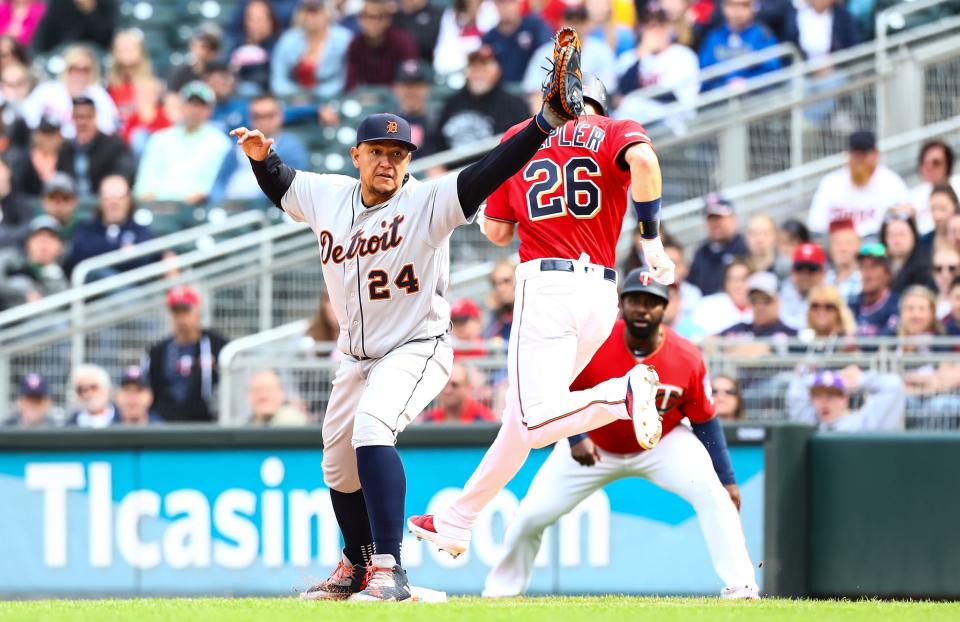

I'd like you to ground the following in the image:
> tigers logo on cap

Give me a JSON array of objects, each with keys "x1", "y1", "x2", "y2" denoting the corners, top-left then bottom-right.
[{"x1": 386, "y1": 121, "x2": 398, "y2": 134}]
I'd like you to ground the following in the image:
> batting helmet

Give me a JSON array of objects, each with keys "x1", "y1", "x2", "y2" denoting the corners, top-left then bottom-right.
[
  {"x1": 621, "y1": 268, "x2": 669, "y2": 303},
  {"x1": 582, "y1": 73, "x2": 609, "y2": 117}
]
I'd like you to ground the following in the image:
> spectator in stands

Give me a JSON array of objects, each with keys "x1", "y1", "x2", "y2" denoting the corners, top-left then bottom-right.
[
  {"x1": 615, "y1": 3, "x2": 699, "y2": 120},
  {"x1": 145, "y1": 285, "x2": 229, "y2": 423},
  {"x1": 12, "y1": 121, "x2": 64, "y2": 197},
  {"x1": 907, "y1": 140, "x2": 959, "y2": 236},
  {"x1": 483, "y1": 257, "x2": 515, "y2": 343},
  {"x1": 776, "y1": 218, "x2": 810, "y2": 265},
  {"x1": 394, "y1": 0, "x2": 444, "y2": 63},
  {"x1": 134, "y1": 82, "x2": 232, "y2": 205},
  {"x1": 247, "y1": 369, "x2": 309, "y2": 426},
  {"x1": 950, "y1": 214, "x2": 960, "y2": 254},
  {"x1": 786, "y1": 0, "x2": 860, "y2": 61},
  {"x1": 933, "y1": 248, "x2": 960, "y2": 320},
  {"x1": 106, "y1": 29, "x2": 154, "y2": 127},
  {"x1": 585, "y1": 0, "x2": 635, "y2": 57},
  {"x1": 0, "y1": 31, "x2": 27, "y2": 65},
  {"x1": 64, "y1": 174, "x2": 155, "y2": 278},
  {"x1": 780, "y1": 242, "x2": 826, "y2": 330},
  {"x1": 691, "y1": 258, "x2": 752, "y2": 336},
  {"x1": 421, "y1": 361, "x2": 497, "y2": 424},
  {"x1": 227, "y1": 0, "x2": 299, "y2": 49},
  {"x1": 22, "y1": 45, "x2": 119, "y2": 139},
  {"x1": 0, "y1": 215, "x2": 68, "y2": 309},
  {"x1": 39, "y1": 173, "x2": 79, "y2": 240},
  {"x1": 893, "y1": 285, "x2": 944, "y2": 344},
  {"x1": 115, "y1": 365, "x2": 161, "y2": 425},
  {"x1": 944, "y1": 276, "x2": 960, "y2": 336},
  {"x1": 428, "y1": 45, "x2": 528, "y2": 153},
  {"x1": 663, "y1": 237, "x2": 702, "y2": 333},
  {"x1": 522, "y1": 5, "x2": 617, "y2": 114},
  {"x1": 0, "y1": 155, "x2": 30, "y2": 249},
  {"x1": 879, "y1": 210, "x2": 936, "y2": 294},
  {"x1": 212, "y1": 93, "x2": 308, "y2": 204},
  {"x1": 205, "y1": 62, "x2": 248, "y2": 133},
  {"x1": 66, "y1": 363, "x2": 118, "y2": 428},
  {"x1": 0, "y1": 0, "x2": 45, "y2": 47},
  {"x1": 450, "y1": 297, "x2": 488, "y2": 358},
  {"x1": 825, "y1": 218, "x2": 862, "y2": 303},
  {"x1": 659, "y1": 0, "x2": 698, "y2": 48},
  {"x1": 57, "y1": 96, "x2": 135, "y2": 198},
  {"x1": 687, "y1": 193, "x2": 747, "y2": 296},
  {"x1": 804, "y1": 284, "x2": 856, "y2": 340},
  {"x1": 229, "y1": 0, "x2": 280, "y2": 97},
  {"x1": 169, "y1": 23, "x2": 223, "y2": 92},
  {"x1": 3, "y1": 373, "x2": 56, "y2": 427},
  {"x1": 698, "y1": 0, "x2": 782, "y2": 92},
  {"x1": 807, "y1": 130, "x2": 909, "y2": 237},
  {"x1": 850, "y1": 242, "x2": 899, "y2": 336},
  {"x1": 32, "y1": 0, "x2": 115, "y2": 53},
  {"x1": 919, "y1": 184, "x2": 959, "y2": 260},
  {"x1": 121, "y1": 76, "x2": 173, "y2": 156},
  {"x1": 481, "y1": 0, "x2": 552, "y2": 86},
  {"x1": 271, "y1": 0, "x2": 352, "y2": 99},
  {"x1": 712, "y1": 374, "x2": 743, "y2": 421},
  {"x1": 392, "y1": 61, "x2": 434, "y2": 159},
  {"x1": 723, "y1": 271, "x2": 796, "y2": 339},
  {"x1": 344, "y1": 0, "x2": 417, "y2": 91},
  {"x1": 744, "y1": 213, "x2": 788, "y2": 280},
  {"x1": 0, "y1": 61, "x2": 35, "y2": 150},
  {"x1": 787, "y1": 367, "x2": 905, "y2": 431},
  {"x1": 304, "y1": 291, "x2": 343, "y2": 361},
  {"x1": 432, "y1": 0, "x2": 499, "y2": 76}
]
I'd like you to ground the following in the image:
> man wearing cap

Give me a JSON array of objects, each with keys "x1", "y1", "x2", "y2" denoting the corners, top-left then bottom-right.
[
  {"x1": 688, "y1": 193, "x2": 749, "y2": 297},
  {"x1": 722, "y1": 271, "x2": 795, "y2": 341},
  {"x1": 116, "y1": 366, "x2": 163, "y2": 426},
  {"x1": 787, "y1": 365, "x2": 905, "y2": 431},
  {"x1": 169, "y1": 23, "x2": 224, "y2": 92},
  {"x1": 144, "y1": 285, "x2": 229, "y2": 422},
  {"x1": 4, "y1": 373, "x2": 58, "y2": 427},
  {"x1": 483, "y1": 268, "x2": 759, "y2": 599},
  {"x1": 57, "y1": 96, "x2": 135, "y2": 198},
  {"x1": 345, "y1": 0, "x2": 418, "y2": 91},
  {"x1": 449, "y1": 297, "x2": 488, "y2": 358},
  {"x1": 134, "y1": 81, "x2": 232, "y2": 205},
  {"x1": 482, "y1": 0, "x2": 553, "y2": 85},
  {"x1": 807, "y1": 130, "x2": 909, "y2": 237},
  {"x1": 0, "y1": 215, "x2": 68, "y2": 310},
  {"x1": 849, "y1": 242, "x2": 899, "y2": 336},
  {"x1": 39, "y1": 173, "x2": 79, "y2": 244},
  {"x1": 391, "y1": 60, "x2": 434, "y2": 158},
  {"x1": 825, "y1": 218, "x2": 863, "y2": 302},
  {"x1": 780, "y1": 242, "x2": 827, "y2": 330}
]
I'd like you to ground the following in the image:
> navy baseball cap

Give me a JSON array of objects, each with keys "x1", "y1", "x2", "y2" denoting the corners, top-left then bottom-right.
[
  {"x1": 19, "y1": 373, "x2": 49, "y2": 398},
  {"x1": 355, "y1": 113, "x2": 417, "y2": 152},
  {"x1": 621, "y1": 268, "x2": 669, "y2": 303},
  {"x1": 120, "y1": 365, "x2": 151, "y2": 390}
]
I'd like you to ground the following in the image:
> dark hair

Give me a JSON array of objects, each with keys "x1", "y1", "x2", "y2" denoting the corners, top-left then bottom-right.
[
  {"x1": 722, "y1": 257, "x2": 751, "y2": 286},
  {"x1": 244, "y1": 0, "x2": 280, "y2": 41},
  {"x1": 930, "y1": 183, "x2": 960, "y2": 211},
  {"x1": 879, "y1": 210, "x2": 920, "y2": 252},
  {"x1": 950, "y1": 274, "x2": 960, "y2": 293},
  {"x1": 0, "y1": 35, "x2": 29, "y2": 66},
  {"x1": 918, "y1": 139, "x2": 954, "y2": 177},
  {"x1": 780, "y1": 219, "x2": 811, "y2": 244},
  {"x1": 249, "y1": 92, "x2": 279, "y2": 107},
  {"x1": 712, "y1": 374, "x2": 744, "y2": 420}
]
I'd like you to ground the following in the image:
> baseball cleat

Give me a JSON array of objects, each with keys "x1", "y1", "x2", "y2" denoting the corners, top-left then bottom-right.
[
  {"x1": 626, "y1": 364, "x2": 662, "y2": 450},
  {"x1": 407, "y1": 514, "x2": 469, "y2": 558},
  {"x1": 300, "y1": 553, "x2": 366, "y2": 600},
  {"x1": 348, "y1": 554, "x2": 411, "y2": 602},
  {"x1": 721, "y1": 585, "x2": 761, "y2": 600}
]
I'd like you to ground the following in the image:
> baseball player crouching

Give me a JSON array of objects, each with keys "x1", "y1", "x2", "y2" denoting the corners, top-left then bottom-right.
[
  {"x1": 483, "y1": 269, "x2": 759, "y2": 599},
  {"x1": 229, "y1": 29, "x2": 586, "y2": 602}
]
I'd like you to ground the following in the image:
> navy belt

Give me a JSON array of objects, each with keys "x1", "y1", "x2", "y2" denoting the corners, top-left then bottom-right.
[{"x1": 540, "y1": 259, "x2": 617, "y2": 283}]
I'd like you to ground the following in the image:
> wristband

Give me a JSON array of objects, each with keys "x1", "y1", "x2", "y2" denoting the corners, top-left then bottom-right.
[
  {"x1": 534, "y1": 111, "x2": 554, "y2": 134},
  {"x1": 631, "y1": 197, "x2": 661, "y2": 239},
  {"x1": 638, "y1": 219, "x2": 660, "y2": 240}
]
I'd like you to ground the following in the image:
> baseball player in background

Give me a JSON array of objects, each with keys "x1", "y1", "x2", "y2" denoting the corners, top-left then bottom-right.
[
  {"x1": 482, "y1": 269, "x2": 759, "y2": 599},
  {"x1": 230, "y1": 30, "x2": 586, "y2": 601},
  {"x1": 409, "y1": 76, "x2": 678, "y2": 557}
]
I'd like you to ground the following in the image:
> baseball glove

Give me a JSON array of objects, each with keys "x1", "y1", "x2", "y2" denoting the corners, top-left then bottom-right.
[{"x1": 542, "y1": 27, "x2": 584, "y2": 123}]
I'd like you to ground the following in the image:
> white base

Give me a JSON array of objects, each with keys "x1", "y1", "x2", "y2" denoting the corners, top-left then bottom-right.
[{"x1": 410, "y1": 586, "x2": 448, "y2": 603}]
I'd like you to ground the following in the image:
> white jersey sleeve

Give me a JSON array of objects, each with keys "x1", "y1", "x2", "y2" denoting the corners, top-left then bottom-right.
[
  {"x1": 419, "y1": 172, "x2": 468, "y2": 247},
  {"x1": 281, "y1": 171, "x2": 356, "y2": 228}
]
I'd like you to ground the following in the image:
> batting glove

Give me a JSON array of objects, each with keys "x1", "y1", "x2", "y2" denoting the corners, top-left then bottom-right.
[{"x1": 640, "y1": 237, "x2": 676, "y2": 285}]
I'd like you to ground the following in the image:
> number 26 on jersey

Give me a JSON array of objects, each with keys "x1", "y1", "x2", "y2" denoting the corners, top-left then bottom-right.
[{"x1": 524, "y1": 157, "x2": 602, "y2": 221}]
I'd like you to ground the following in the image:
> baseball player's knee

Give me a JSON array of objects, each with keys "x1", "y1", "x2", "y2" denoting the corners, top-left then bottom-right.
[
  {"x1": 322, "y1": 452, "x2": 361, "y2": 491},
  {"x1": 351, "y1": 412, "x2": 396, "y2": 448}
]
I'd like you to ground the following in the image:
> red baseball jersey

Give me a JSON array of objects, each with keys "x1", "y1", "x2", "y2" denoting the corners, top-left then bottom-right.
[
  {"x1": 571, "y1": 321, "x2": 716, "y2": 454},
  {"x1": 484, "y1": 115, "x2": 652, "y2": 269}
]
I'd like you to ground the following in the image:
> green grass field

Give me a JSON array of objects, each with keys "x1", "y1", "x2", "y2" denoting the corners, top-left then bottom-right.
[{"x1": 1, "y1": 597, "x2": 958, "y2": 622}]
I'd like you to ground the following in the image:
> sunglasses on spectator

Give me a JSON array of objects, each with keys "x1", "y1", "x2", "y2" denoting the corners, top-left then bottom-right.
[
  {"x1": 359, "y1": 11, "x2": 389, "y2": 20},
  {"x1": 68, "y1": 65, "x2": 93, "y2": 74},
  {"x1": 810, "y1": 302, "x2": 838, "y2": 311},
  {"x1": 935, "y1": 264, "x2": 959, "y2": 274},
  {"x1": 793, "y1": 264, "x2": 822, "y2": 273},
  {"x1": 922, "y1": 157, "x2": 946, "y2": 167},
  {"x1": 75, "y1": 383, "x2": 100, "y2": 394},
  {"x1": 491, "y1": 277, "x2": 512, "y2": 286},
  {"x1": 712, "y1": 387, "x2": 737, "y2": 396}
]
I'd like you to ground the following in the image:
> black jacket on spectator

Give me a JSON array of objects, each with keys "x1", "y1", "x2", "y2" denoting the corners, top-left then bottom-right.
[
  {"x1": 687, "y1": 234, "x2": 748, "y2": 296},
  {"x1": 57, "y1": 132, "x2": 136, "y2": 195},
  {"x1": 427, "y1": 81, "x2": 529, "y2": 154},
  {"x1": 145, "y1": 330, "x2": 229, "y2": 423},
  {"x1": 784, "y1": 3, "x2": 861, "y2": 58},
  {"x1": 0, "y1": 191, "x2": 33, "y2": 250},
  {"x1": 33, "y1": 0, "x2": 117, "y2": 52},
  {"x1": 64, "y1": 216, "x2": 156, "y2": 277},
  {"x1": 394, "y1": 2, "x2": 444, "y2": 63},
  {"x1": 890, "y1": 250, "x2": 937, "y2": 295}
]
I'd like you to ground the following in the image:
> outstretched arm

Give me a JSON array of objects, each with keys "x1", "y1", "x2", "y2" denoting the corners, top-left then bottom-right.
[
  {"x1": 230, "y1": 127, "x2": 296, "y2": 208},
  {"x1": 625, "y1": 143, "x2": 674, "y2": 284}
]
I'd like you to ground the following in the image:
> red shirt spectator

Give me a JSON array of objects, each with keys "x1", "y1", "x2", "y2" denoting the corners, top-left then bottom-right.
[
  {"x1": 345, "y1": 0, "x2": 417, "y2": 91},
  {"x1": 422, "y1": 361, "x2": 498, "y2": 424},
  {"x1": 451, "y1": 297, "x2": 488, "y2": 358}
]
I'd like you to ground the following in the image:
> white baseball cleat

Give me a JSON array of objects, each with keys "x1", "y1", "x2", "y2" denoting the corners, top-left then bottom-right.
[
  {"x1": 407, "y1": 514, "x2": 470, "y2": 558},
  {"x1": 626, "y1": 364, "x2": 662, "y2": 450},
  {"x1": 720, "y1": 585, "x2": 761, "y2": 600}
]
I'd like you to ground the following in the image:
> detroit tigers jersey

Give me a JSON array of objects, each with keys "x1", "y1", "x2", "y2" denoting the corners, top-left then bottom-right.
[
  {"x1": 571, "y1": 322, "x2": 715, "y2": 454},
  {"x1": 484, "y1": 115, "x2": 652, "y2": 269},
  {"x1": 281, "y1": 170, "x2": 467, "y2": 359}
]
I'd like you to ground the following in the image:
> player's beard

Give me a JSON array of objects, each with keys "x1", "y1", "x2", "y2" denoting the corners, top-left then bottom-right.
[{"x1": 625, "y1": 318, "x2": 661, "y2": 340}]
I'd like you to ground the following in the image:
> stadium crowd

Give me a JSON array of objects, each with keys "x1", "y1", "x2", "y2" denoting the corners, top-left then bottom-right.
[{"x1": 2, "y1": 0, "x2": 960, "y2": 429}]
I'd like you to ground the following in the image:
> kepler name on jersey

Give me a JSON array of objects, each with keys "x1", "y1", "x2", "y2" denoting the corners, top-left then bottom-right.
[{"x1": 537, "y1": 121, "x2": 607, "y2": 153}]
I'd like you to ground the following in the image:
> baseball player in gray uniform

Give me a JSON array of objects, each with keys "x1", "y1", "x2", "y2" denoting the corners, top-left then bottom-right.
[{"x1": 229, "y1": 32, "x2": 585, "y2": 601}]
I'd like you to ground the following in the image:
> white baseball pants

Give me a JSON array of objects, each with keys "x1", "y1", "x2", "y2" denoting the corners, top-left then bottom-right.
[
  {"x1": 483, "y1": 426, "x2": 758, "y2": 596},
  {"x1": 322, "y1": 336, "x2": 453, "y2": 492},
  {"x1": 439, "y1": 256, "x2": 632, "y2": 534}
]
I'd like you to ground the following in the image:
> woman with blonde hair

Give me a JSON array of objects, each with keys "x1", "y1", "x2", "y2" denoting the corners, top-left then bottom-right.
[
  {"x1": 896, "y1": 285, "x2": 942, "y2": 341},
  {"x1": 106, "y1": 29, "x2": 154, "y2": 125},
  {"x1": 805, "y1": 284, "x2": 856, "y2": 338},
  {"x1": 22, "y1": 44, "x2": 119, "y2": 138}
]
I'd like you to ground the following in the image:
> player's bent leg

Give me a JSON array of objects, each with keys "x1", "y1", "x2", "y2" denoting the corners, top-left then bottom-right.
[{"x1": 483, "y1": 442, "x2": 613, "y2": 597}]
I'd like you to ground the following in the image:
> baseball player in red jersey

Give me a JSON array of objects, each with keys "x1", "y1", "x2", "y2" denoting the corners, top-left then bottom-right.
[
  {"x1": 409, "y1": 76, "x2": 678, "y2": 557},
  {"x1": 483, "y1": 269, "x2": 759, "y2": 599}
]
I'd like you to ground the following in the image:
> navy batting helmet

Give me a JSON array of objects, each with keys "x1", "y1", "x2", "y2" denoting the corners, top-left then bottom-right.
[
  {"x1": 621, "y1": 268, "x2": 669, "y2": 303},
  {"x1": 582, "y1": 74, "x2": 609, "y2": 117}
]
